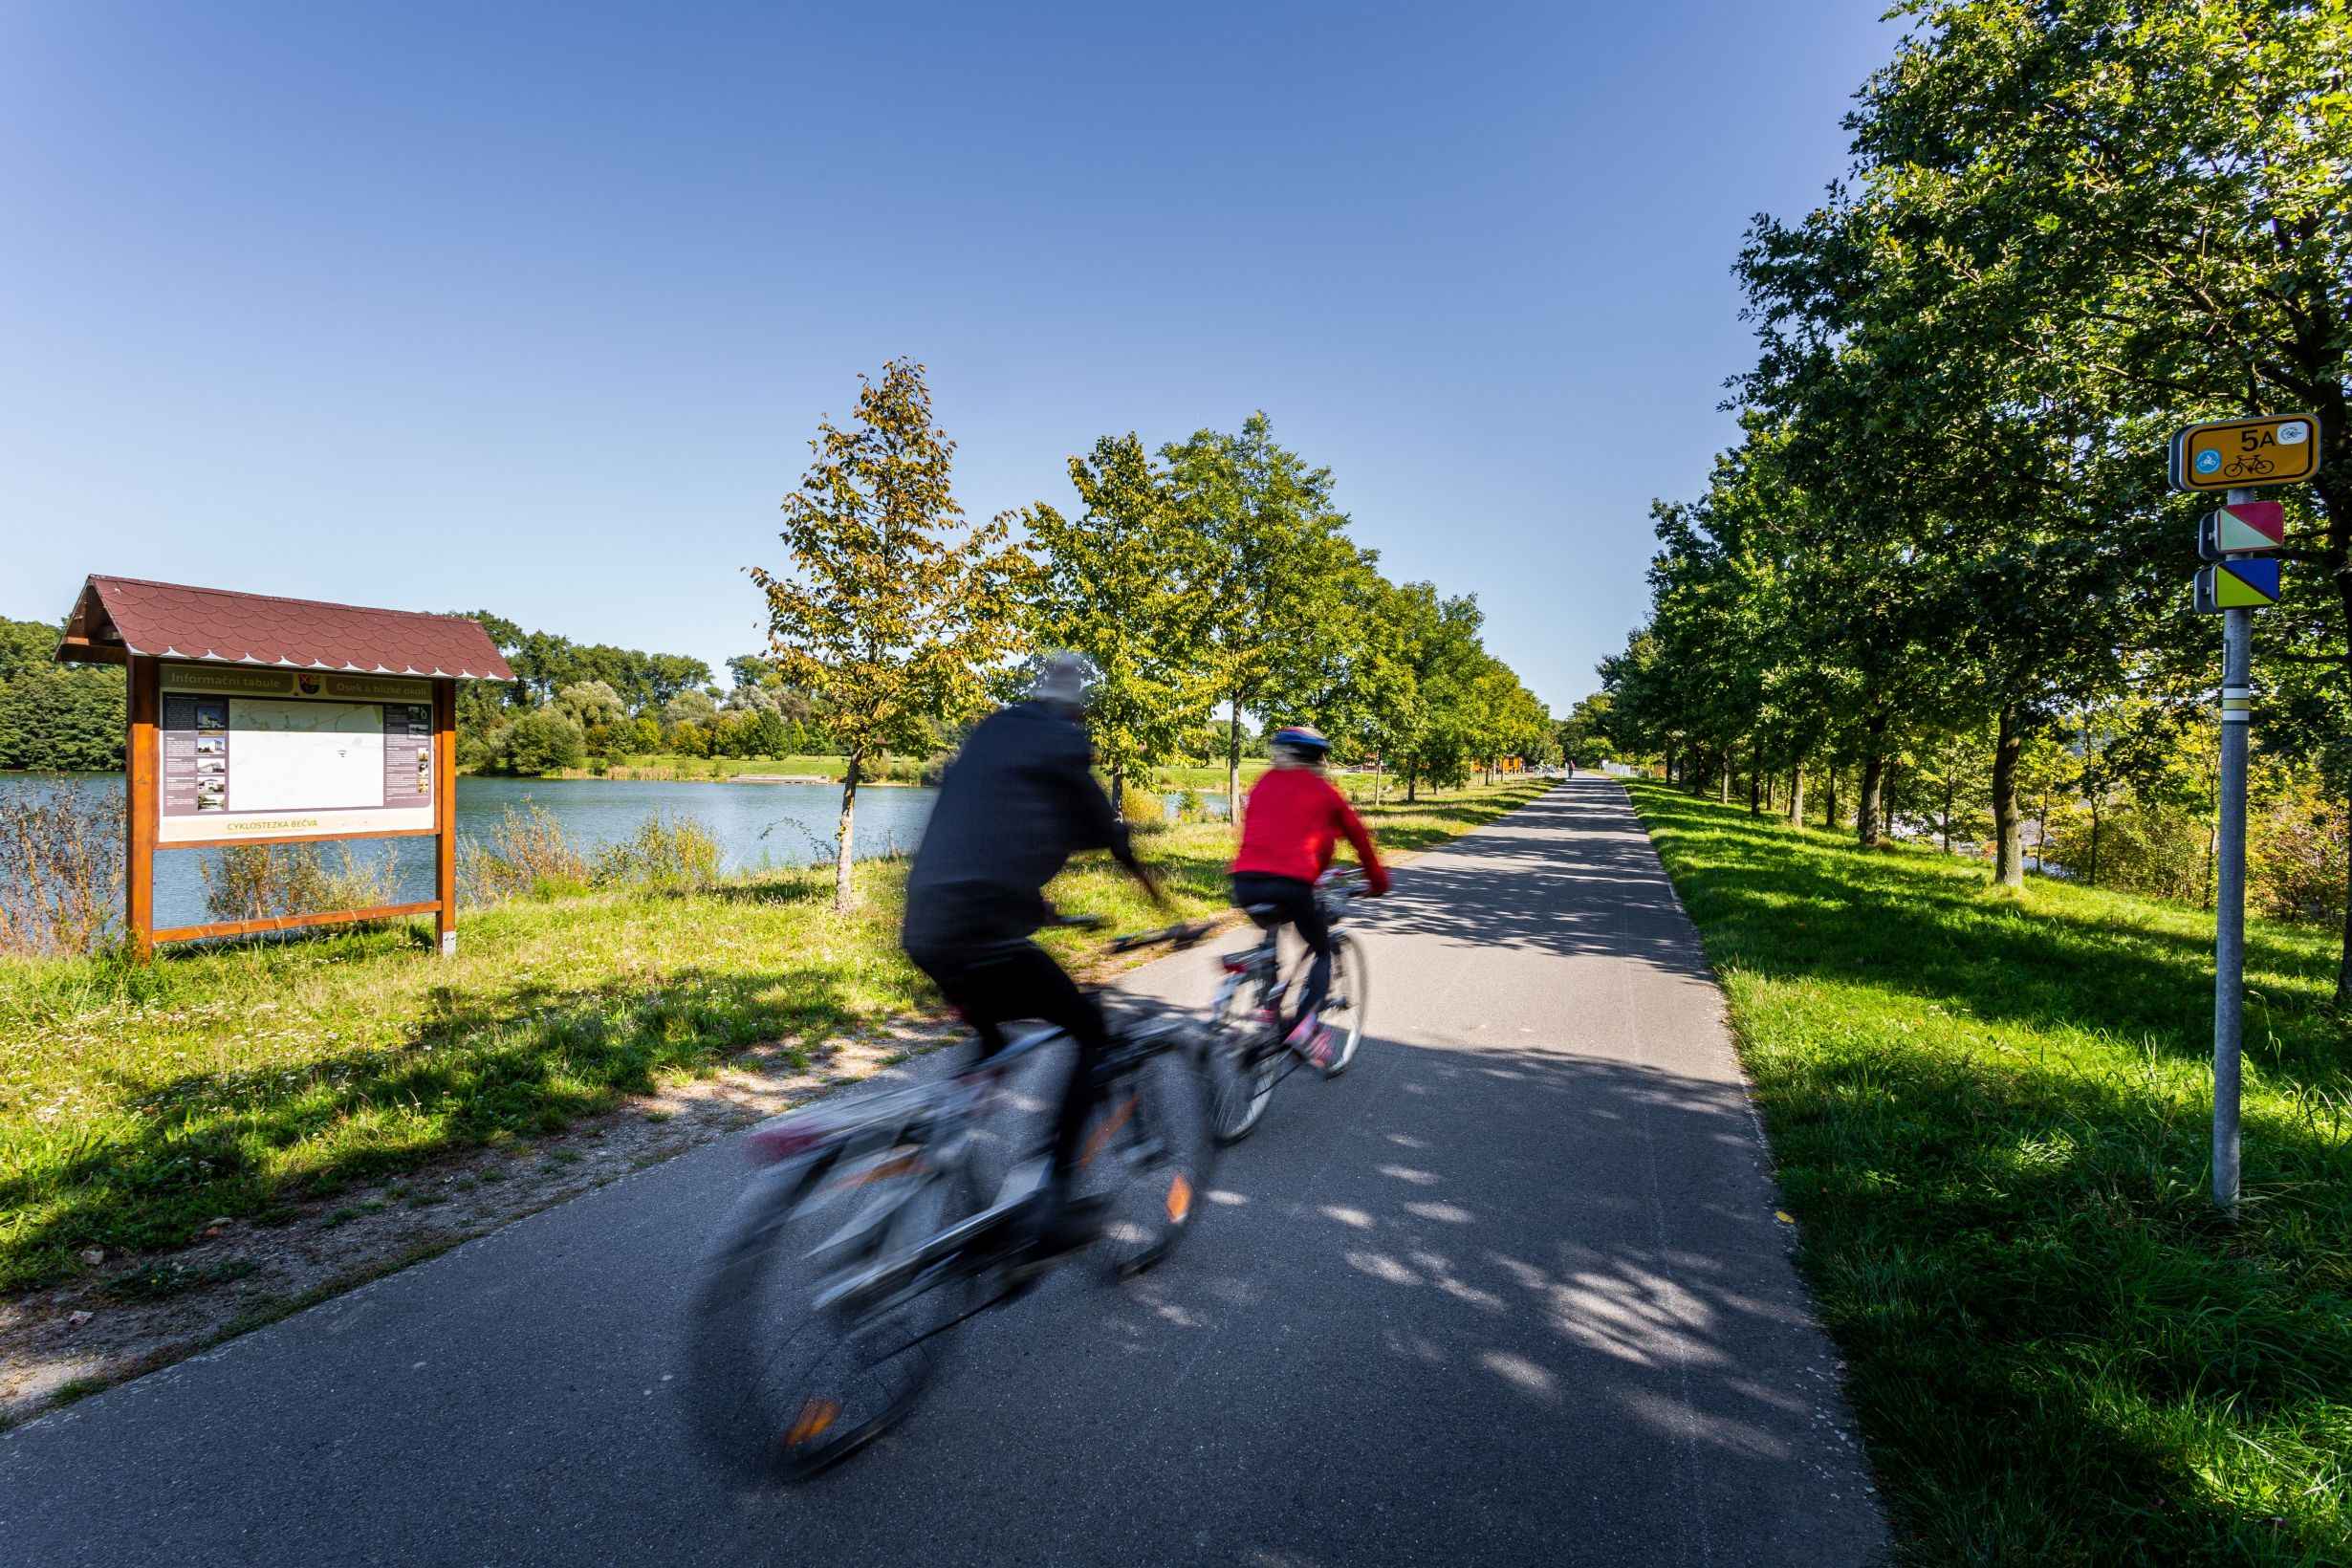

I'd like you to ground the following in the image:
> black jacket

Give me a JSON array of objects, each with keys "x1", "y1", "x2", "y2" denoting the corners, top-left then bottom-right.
[{"x1": 901, "y1": 701, "x2": 1133, "y2": 952}]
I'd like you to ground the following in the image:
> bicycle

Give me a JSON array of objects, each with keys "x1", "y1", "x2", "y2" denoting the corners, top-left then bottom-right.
[
  {"x1": 1205, "y1": 868, "x2": 1371, "y2": 1143},
  {"x1": 683, "y1": 916, "x2": 1221, "y2": 1482}
]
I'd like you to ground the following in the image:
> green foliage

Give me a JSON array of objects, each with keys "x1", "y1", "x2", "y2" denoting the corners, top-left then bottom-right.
[
  {"x1": 498, "y1": 708, "x2": 587, "y2": 775},
  {"x1": 591, "y1": 813, "x2": 722, "y2": 890},
  {"x1": 1598, "y1": 1, "x2": 2352, "y2": 978},
  {"x1": 199, "y1": 843, "x2": 400, "y2": 926},
  {"x1": 0, "y1": 782, "x2": 121, "y2": 956},
  {"x1": 0, "y1": 620, "x2": 123, "y2": 773},
  {"x1": 751, "y1": 358, "x2": 1032, "y2": 908},
  {"x1": 1019, "y1": 432, "x2": 1215, "y2": 805}
]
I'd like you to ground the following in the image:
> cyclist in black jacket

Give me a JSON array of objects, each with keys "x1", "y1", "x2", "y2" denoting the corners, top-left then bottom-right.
[{"x1": 902, "y1": 653, "x2": 1166, "y2": 1252}]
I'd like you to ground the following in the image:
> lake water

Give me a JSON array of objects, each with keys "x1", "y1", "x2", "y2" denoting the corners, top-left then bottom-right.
[
  {"x1": 2, "y1": 773, "x2": 1222, "y2": 931},
  {"x1": 3, "y1": 773, "x2": 941, "y2": 930}
]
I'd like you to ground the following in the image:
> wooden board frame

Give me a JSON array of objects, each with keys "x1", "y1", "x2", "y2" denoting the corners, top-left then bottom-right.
[{"x1": 124, "y1": 659, "x2": 461, "y2": 961}]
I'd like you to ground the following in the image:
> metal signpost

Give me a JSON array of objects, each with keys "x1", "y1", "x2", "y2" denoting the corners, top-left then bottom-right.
[{"x1": 2177, "y1": 414, "x2": 2319, "y2": 1216}]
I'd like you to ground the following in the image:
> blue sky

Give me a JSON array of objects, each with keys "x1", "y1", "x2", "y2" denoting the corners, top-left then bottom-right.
[{"x1": 1, "y1": 1, "x2": 1900, "y2": 709}]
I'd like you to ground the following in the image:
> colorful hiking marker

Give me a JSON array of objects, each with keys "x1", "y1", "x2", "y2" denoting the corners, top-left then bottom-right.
[
  {"x1": 2196, "y1": 500, "x2": 2287, "y2": 560},
  {"x1": 2193, "y1": 556, "x2": 2281, "y2": 614}
]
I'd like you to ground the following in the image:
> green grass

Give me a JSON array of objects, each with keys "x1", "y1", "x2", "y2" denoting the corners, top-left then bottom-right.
[
  {"x1": 1626, "y1": 781, "x2": 2352, "y2": 1566},
  {"x1": 0, "y1": 778, "x2": 1548, "y2": 1297}
]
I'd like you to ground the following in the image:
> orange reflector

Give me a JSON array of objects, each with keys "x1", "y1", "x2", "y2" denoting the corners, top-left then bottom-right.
[
  {"x1": 1165, "y1": 1172, "x2": 1193, "y2": 1225},
  {"x1": 786, "y1": 1397, "x2": 840, "y2": 1446},
  {"x1": 1080, "y1": 1096, "x2": 1137, "y2": 1168}
]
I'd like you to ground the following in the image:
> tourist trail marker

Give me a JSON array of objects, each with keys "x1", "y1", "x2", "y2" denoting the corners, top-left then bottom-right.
[
  {"x1": 2168, "y1": 413, "x2": 2320, "y2": 491},
  {"x1": 2196, "y1": 499, "x2": 2285, "y2": 559},
  {"x1": 2192, "y1": 556, "x2": 2281, "y2": 613},
  {"x1": 2183, "y1": 416, "x2": 2324, "y2": 1217}
]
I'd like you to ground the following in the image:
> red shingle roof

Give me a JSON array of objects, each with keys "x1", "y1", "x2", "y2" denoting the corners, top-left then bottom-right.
[{"x1": 55, "y1": 577, "x2": 514, "y2": 680}]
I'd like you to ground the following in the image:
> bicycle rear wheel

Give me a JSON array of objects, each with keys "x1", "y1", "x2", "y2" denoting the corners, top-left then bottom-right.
[
  {"x1": 1077, "y1": 1022, "x2": 1218, "y2": 1277},
  {"x1": 1320, "y1": 933, "x2": 1368, "y2": 1076},
  {"x1": 685, "y1": 1144, "x2": 980, "y2": 1483},
  {"x1": 1208, "y1": 984, "x2": 1280, "y2": 1144}
]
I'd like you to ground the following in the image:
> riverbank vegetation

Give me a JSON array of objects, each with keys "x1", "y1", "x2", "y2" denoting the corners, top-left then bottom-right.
[
  {"x1": 1590, "y1": 4, "x2": 2352, "y2": 992},
  {"x1": 0, "y1": 619, "x2": 123, "y2": 773},
  {"x1": 1631, "y1": 780, "x2": 2352, "y2": 1564},
  {"x1": 0, "y1": 778, "x2": 1549, "y2": 1298}
]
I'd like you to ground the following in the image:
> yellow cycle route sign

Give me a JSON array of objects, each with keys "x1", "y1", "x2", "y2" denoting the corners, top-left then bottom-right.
[{"x1": 2169, "y1": 413, "x2": 2321, "y2": 491}]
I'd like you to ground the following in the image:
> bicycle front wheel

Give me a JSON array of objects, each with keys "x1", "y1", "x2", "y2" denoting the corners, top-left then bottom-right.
[
  {"x1": 1078, "y1": 1024, "x2": 1218, "y2": 1277},
  {"x1": 684, "y1": 1145, "x2": 980, "y2": 1483},
  {"x1": 1321, "y1": 933, "x2": 1368, "y2": 1076}
]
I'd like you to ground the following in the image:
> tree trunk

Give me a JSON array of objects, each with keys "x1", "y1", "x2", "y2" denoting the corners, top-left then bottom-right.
[
  {"x1": 1991, "y1": 707, "x2": 2024, "y2": 889},
  {"x1": 1823, "y1": 767, "x2": 1838, "y2": 832},
  {"x1": 1110, "y1": 759, "x2": 1125, "y2": 816},
  {"x1": 1883, "y1": 759, "x2": 1898, "y2": 840},
  {"x1": 1749, "y1": 744, "x2": 1762, "y2": 817},
  {"x1": 1227, "y1": 700, "x2": 1243, "y2": 828},
  {"x1": 2086, "y1": 798, "x2": 2101, "y2": 887},
  {"x1": 1858, "y1": 712, "x2": 1888, "y2": 847},
  {"x1": 1788, "y1": 765, "x2": 1805, "y2": 826},
  {"x1": 1941, "y1": 773, "x2": 1955, "y2": 854},
  {"x1": 1718, "y1": 752, "x2": 1731, "y2": 804},
  {"x1": 832, "y1": 749, "x2": 862, "y2": 912}
]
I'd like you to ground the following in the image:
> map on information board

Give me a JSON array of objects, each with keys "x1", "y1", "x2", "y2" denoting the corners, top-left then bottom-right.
[{"x1": 158, "y1": 664, "x2": 437, "y2": 844}]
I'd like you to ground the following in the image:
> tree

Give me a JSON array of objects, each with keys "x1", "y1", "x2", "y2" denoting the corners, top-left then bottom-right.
[
  {"x1": 1163, "y1": 414, "x2": 1355, "y2": 823},
  {"x1": 555, "y1": 680, "x2": 627, "y2": 731},
  {"x1": 751, "y1": 358, "x2": 1031, "y2": 909},
  {"x1": 1019, "y1": 433, "x2": 1214, "y2": 809},
  {"x1": 501, "y1": 708, "x2": 586, "y2": 775},
  {"x1": 0, "y1": 619, "x2": 124, "y2": 772},
  {"x1": 662, "y1": 688, "x2": 719, "y2": 733}
]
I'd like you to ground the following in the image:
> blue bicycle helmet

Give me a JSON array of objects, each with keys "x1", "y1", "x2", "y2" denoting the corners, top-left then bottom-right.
[{"x1": 1271, "y1": 725, "x2": 1331, "y2": 764}]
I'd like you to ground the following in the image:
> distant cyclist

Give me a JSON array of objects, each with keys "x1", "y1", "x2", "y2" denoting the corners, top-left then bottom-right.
[
  {"x1": 901, "y1": 652, "x2": 1168, "y2": 1254},
  {"x1": 1229, "y1": 726, "x2": 1389, "y2": 1068}
]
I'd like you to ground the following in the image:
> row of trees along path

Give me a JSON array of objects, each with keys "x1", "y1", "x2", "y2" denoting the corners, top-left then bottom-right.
[
  {"x1": 1592, "y1": 2, "x2": 2352, "y2": 999},
  {"x1": 753, "y1": 359, "x2": 1555, "y2": 909}
]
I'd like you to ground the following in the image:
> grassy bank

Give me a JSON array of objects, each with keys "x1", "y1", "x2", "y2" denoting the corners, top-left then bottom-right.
[
  {"x1": 0, "y1": 779, "x2": 1549, "y2": 1298},
  {"x1": 1626, "y1": 781, "x2": 2352, "y2": 1565}
]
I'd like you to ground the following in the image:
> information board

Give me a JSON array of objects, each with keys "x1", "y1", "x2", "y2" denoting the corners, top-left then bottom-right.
[{"x1": 158, "y1": 664, "x2": 437, "y2": 844}]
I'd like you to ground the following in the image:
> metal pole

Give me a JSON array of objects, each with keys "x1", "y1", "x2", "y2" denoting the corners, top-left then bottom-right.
[{"x1": 2212, "y1": 486, "x2": 2255, "y2": 1217}]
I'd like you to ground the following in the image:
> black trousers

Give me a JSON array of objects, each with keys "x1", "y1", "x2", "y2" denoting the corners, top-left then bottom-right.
[
  {"x1": 1230, "y1": 872, "x2": 1330, "y2": 1034},
  {"x1": 906, "y1": 938, "x2": 1111, "y2": 1177}
]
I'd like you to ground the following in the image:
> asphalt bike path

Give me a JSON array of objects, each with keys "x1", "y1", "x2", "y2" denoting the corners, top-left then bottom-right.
[{"x1": 1, "y1": 778, "x2": 1887, "y2": 1566}]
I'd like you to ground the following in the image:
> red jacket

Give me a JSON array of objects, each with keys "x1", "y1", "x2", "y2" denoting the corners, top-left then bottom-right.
[{"x1": 1231, "y1": 767, "x2": 1390, "y2": 895}]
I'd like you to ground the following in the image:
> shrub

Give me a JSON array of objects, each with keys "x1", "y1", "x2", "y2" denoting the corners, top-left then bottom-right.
[
  {"x1": 0, "y1": 783, "x2": 123, "y2": 956},
  {"x1": 593, "y1": 813, "x2": 723, "y2": 890},
  {"x1": 458, "y1": 802, "x2": 591, "y2": 904},
  {"x1": 500, "y1": 708, "x2": 587, "y2": 775},
  {"x1": 198, "y1": 842, "x2": 401, "y2": 925}
]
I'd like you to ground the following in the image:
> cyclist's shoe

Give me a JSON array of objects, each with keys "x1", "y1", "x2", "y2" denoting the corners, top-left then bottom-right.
[
  {"x1": 1286, "y1": 1015, "x2": 1336, "y2": 1071},
  {"x1": 1020, "y1": 1179, "x2": 1109, "y2": 1258}
]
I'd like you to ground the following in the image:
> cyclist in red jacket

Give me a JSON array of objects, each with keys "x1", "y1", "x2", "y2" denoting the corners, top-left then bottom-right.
[{"x1": 1230, "y1": 726, "x2": 1390, "y2": 1068}]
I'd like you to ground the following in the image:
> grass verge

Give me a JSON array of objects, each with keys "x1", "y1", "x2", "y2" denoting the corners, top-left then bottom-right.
[
  {"x1": 1626, "y1": 780, "x2": 2352, "y2": 1566},
  {"x1": 0, "y1": 778, "x2": 1548, "y2": 1298}
]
